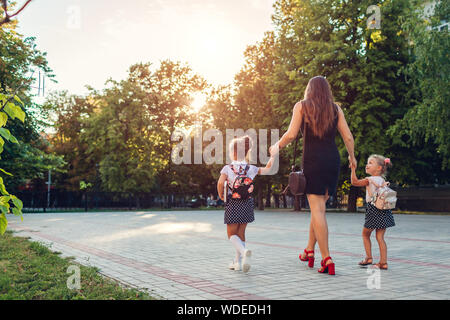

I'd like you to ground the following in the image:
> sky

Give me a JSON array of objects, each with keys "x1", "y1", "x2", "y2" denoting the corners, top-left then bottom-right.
[{"x1": 16, "y1": 0, "x2": 276, "y2": 97}]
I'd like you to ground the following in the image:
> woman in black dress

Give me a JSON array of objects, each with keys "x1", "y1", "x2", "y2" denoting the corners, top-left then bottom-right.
[{"x1": 270, "y1": 76, "x2": 356, "y2": 275}]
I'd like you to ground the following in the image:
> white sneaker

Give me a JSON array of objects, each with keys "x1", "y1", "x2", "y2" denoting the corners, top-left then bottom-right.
[
  {"x1": 242, "y1": 249, "x2": 252, "y2": 273},
  {"x1": 228, "y1": 260, "x2": 241, "y2": 271}
]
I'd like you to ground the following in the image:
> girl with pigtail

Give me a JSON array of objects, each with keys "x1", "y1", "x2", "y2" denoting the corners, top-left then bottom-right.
[
  {"x1": 217, "y1": 136, "x2": 274, "y2": 273},
  {"x1": 350, "y1": 154, "x2": 395, "y2": 270}
]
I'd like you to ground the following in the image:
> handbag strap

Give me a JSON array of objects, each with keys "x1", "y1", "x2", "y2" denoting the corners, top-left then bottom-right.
[{"x1": 292, "y1": 108, "x2": 306, "y2": 172}]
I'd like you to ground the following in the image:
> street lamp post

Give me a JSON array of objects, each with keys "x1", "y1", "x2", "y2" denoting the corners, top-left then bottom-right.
[{"x1": 46, "y1": 169, "x2": 51, "y2": 209}]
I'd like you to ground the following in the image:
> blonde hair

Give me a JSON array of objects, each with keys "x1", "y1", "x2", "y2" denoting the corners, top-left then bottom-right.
[
  {"x1": 229, "y1": 136, "x2": 253, "y2": 162},
  {"x1": 368, "y1": 154, "x2": 393, "y2": 178}
]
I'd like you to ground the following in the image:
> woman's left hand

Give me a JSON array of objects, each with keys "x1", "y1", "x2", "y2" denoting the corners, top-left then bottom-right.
[{"x1": 348, "y1": 155, "x2": 357, "y2": 169}]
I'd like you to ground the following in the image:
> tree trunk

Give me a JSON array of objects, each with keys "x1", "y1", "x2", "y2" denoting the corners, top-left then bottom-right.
[
  {"x1": 282, "y1": 193, "x2": 287, "y2": 208},
  {"x1": 293, "y1": 195, "x2": 301, "y2": 211},
  {"x1": 274, "y1": 194, "x2": 280, "y2": 208},
  {"x1": 168, "y1": 194, "x2": 173, "y2": 209},
  {"x1": 136, "y1": 194, "x2": 141, "y2": 209},
  {"x1": 257, "y1": 187, "x2": 264, "y2": 210},
  {"x1": 265, "y1": 185, "x2": 271, "y2": 208},
  {"x1": 302, "y1": 194, "x2": 307, "y2": 209},
  {"x1": 347, "y1": 186, "x2": 358, "y2": 212}
]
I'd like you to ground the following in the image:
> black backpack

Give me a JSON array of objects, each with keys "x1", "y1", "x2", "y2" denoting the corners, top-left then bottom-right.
[{"x1": 227, "y1": 164, "x2": 254, "y2": 200}]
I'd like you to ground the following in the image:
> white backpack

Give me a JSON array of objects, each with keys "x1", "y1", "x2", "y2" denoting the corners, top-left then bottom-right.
[{"x1": 368, "y1": 179, "x2": 397, "y2": 210}]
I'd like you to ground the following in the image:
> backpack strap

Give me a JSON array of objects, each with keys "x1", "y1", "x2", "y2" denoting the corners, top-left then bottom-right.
[
  {"x1": 227, "y1": 164, "x2": 242, "y2": 192},
  {"x1": 230, "y1": 164, "x2": 249, "y2": 175},
  {"x1": 368, "y1": 179, "x2": 389, "y2": 189},
  {"x1": 229, "y1": 164, "x2": 239, "y2": 175},
  {"x1": 293, "y1": 105, "x2": 306, "y2": 172},
  {"x1": 367, "y1": 178, "x2": 389, "y2": 199}
]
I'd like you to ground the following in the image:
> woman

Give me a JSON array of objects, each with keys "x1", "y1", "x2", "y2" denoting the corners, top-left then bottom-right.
[{"x1": 269, "y1": 76, "x2": 356, "y2": 275}]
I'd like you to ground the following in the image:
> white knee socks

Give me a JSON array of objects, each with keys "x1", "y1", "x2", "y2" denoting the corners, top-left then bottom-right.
[
  {"x1": 234, "y1": 241, "x2": 246, "y2": 262},
  {"x1": 234, "y1": 250, "x2": 241, "y2": 263},
  {"x1": 230, "y1": 235, "x2": 246, "y2": 257}
]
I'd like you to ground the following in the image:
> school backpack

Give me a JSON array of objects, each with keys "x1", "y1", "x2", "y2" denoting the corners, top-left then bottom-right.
[
  {"x1": 227, "y1": 164, "x2": 254, "y2": 200},
  {"x1": 368, "y1": 179, "x2": 397, "y2": 210}
]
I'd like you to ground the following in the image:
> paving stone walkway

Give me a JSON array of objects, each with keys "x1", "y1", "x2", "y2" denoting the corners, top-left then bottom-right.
[{"x1": 7, "y1": 209, "x2": 450, "y2": 300}]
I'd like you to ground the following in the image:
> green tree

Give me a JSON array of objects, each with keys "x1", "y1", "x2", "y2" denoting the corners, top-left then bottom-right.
[
  {"x1": 41, "y1": 91, "x2": 98, "y2": 191},
  {"x1": 81, "y1": 67, "x2": 166, "y2": 194},
  {"x1": 234, "y1": 32, "x2": 287, "y2": 209},
  {"x1": 0, "y1": 92, "x2": 25, "y2": 234},
  {"x1": 1, "y1": 4, "x2": 62, "y2": 233},
  {"x1": 148, "y1": 61, "x2": 208, "y2": 194},
  {"x1": 44, "y1": 61, "x2": 210, "y2": 199},
  {"x1": 269, "y1": 0, "x2": 416, "y2": 211},
  {"x1": 0, "y1": 17, "x2": 59, "y2": 192},
  {"x1": 390, "y1": 0, "x2": 450, "y2": 170}
]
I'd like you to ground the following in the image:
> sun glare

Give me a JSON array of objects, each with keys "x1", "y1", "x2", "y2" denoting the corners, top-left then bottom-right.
[{"x1": 191, "y1": 92, "x2": 207, "y2": 113}]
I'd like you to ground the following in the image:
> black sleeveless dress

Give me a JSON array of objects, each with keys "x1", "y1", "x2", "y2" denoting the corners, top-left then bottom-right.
[{"x1": 300, "y1": 105, "x2": 340, "y2": 196}]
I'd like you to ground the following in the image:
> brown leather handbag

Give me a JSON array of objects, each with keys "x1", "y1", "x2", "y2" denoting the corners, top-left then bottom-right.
[{"x1": 282, "y1": 124, "x2": 307, "y2": 196}]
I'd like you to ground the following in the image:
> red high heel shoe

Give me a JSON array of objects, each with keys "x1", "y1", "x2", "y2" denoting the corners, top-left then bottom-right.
[
  {"x1": 299, "y1": 249, "x2": 315, "y2": 268},
  {"x1": 318, "y1": 256, "x2": 335, "y2": 275},
  {"x1": 374, "y1": 262, "x2": 388, "y2": 270}
]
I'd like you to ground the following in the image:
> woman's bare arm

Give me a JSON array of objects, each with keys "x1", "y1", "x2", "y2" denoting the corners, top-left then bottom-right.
[
  {"x1": 217, "y1": 173, "x2": 227, "y2": 201},
  {"x1": 270, "y1": 102, "x2": 303, "y2": 155},
  {"x1": 336, "y1": 105, "x2": 356, "y2": 167}
]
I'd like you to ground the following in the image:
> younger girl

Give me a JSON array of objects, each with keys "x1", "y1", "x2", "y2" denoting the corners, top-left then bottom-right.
[
  {"x1": 351, "y1": 154, "x2": 395, "y2": 270},
  {"x1": 217, "y1": 136, "x2": 273, "y2": 273}
]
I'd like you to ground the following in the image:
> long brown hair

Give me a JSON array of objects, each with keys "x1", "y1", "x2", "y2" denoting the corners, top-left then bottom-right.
[{"x1": 301, "y1": 76, "x2": 338, "y2": 138}]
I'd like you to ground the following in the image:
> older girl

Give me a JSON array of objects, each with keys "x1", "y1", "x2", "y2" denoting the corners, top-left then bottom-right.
[{"x1": 217, "y1": 136, "x2": 273, "y2": 273}]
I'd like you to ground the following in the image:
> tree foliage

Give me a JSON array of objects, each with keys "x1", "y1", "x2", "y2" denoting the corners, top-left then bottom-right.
[
  {"x1": 390, "y1": 0, "x2": 450, "y2": 170},
  {"x1": 46, "y1": 61, "x2": 209, "y2": 194},
  {"x1": 268, "y1": 0, "x2": 450, "y2": 200},
  {"x1": 0, "y1": 92, "x2": 25, "y2": 234},
  {"x1": 24, "y1": 0, "x2": 450, "y2": 215},
  {"x1": 0, "y1": 5, "x2": 63, "y2": 234}
]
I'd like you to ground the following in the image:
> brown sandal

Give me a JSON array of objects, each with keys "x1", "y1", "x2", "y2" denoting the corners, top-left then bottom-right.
[
  {"x1": 358, "y1": 257, "x2": 373, "y2": 266},
  {"x1": 374, "y1": 262, "x2": 388, "y2": 270}
]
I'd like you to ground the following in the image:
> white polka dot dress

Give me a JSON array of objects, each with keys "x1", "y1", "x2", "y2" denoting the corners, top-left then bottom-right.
[
  {"x1": 224, "y1": 198, "x2": 255, "y2": 224},
  {"x1": 364, "y1": 203, "x2": 395, "y2": 229}
]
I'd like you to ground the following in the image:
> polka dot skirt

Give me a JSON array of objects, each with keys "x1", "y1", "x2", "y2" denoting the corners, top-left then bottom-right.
[
  {"x1": 224, "y1": 198, "x2": 255, "y2": 225},
  {"x1": 364, "y1": 203, "x2": 396, "y2": 230}
]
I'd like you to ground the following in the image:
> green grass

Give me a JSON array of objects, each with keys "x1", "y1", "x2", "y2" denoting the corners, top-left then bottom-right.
[{"x1": 0, "y1": 230, "x2": 154, "y2": 300}]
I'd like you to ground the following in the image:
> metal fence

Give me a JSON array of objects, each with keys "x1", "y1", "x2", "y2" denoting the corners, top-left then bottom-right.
[
  {"x1": 17, "y1": 190, "x2": 211, "y2": 212},
  {"x1": 15, "y1": 186, "x2": 450, "y2": 212},
  {"x1": 15, "y1": 189, "x2": 347, "y2": 212},
  {"x1": 396, "y1": 186, "x2": 450, "y2": 212}
]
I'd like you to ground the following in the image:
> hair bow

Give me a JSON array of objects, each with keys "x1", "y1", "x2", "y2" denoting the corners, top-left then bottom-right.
[{"x1": 384, "y1": 158, "x2": 391, "y2": 164}]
